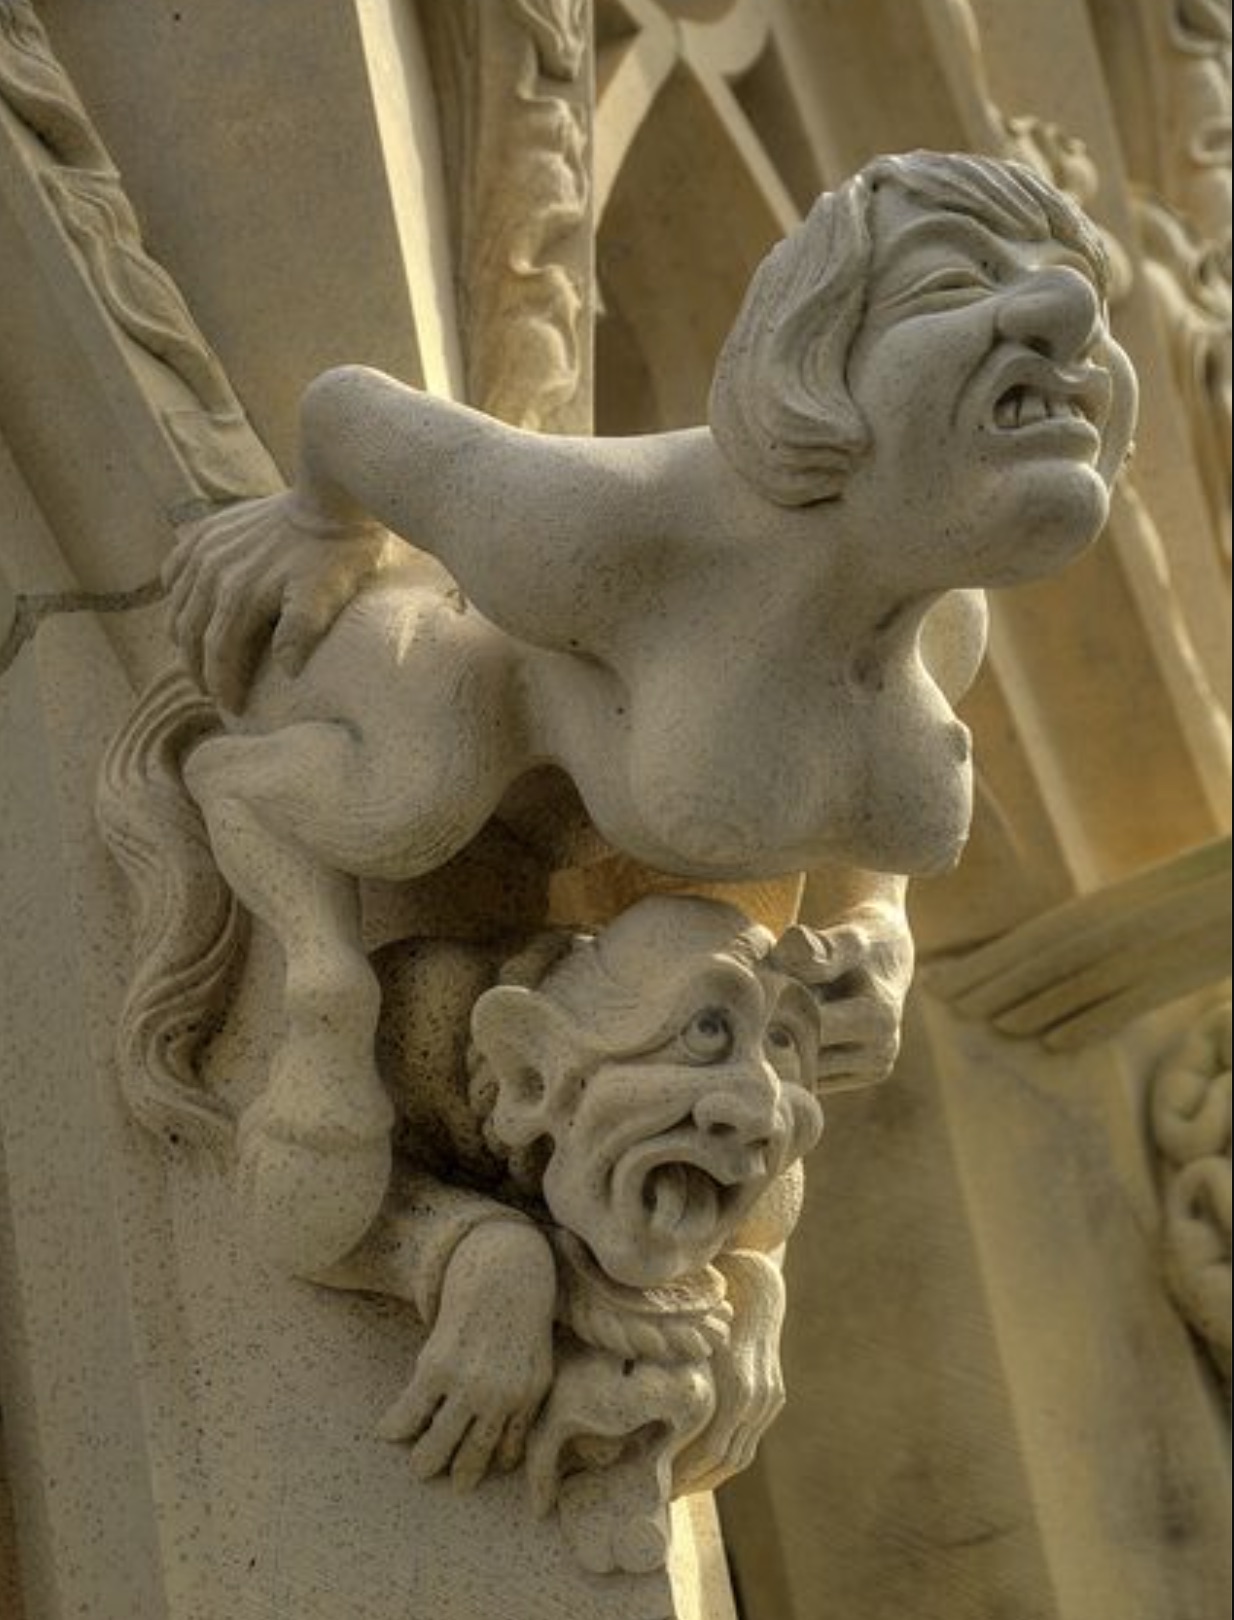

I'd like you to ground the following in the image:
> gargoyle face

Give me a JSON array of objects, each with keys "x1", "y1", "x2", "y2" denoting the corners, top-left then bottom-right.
[
  {"x1": 537, "y1": 956, "x2": 825, "y2": 1289},
  {"x1": 845, "y1": 187, "x2": 1138, "y2": 590}
]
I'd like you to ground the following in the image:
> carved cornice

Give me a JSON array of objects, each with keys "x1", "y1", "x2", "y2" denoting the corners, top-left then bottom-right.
[{"x1": 928, "y1": 838, "x2": 1232, "y2": 1050}]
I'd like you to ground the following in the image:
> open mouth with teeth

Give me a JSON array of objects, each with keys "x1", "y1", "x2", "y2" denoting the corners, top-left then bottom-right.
[{"x1": 990, "y1": 384, "x2": 1096, "y2": 434}]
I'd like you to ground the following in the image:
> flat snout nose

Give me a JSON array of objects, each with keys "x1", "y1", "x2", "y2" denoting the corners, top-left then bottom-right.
[{"x1": 995, "y1": 266, "x2": 1102, "y2": 363}]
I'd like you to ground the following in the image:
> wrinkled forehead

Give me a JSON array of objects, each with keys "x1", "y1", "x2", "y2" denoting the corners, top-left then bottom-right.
[
  {"x1": 680, "y1": 952, "x2": 825, "y2": 1038},
  {"x1": 868, "y1": 175, "x2": 1107, "y2": 293}
]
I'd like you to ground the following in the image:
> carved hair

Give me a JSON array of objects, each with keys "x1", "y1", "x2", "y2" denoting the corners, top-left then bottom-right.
[{"x1": 709, "y1": 149, "x2": 1112, "y2": 507}]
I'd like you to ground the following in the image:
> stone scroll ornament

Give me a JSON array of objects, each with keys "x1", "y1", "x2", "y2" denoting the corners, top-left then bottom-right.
[{"x1": 98, "y1": 152, "x2": 1138, "y2": 1574}]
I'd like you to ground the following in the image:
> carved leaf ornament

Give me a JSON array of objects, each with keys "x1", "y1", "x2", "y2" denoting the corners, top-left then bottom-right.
[
  {"x1": 0, "y1": 0, "x2": 272, "y2": 500},
  {"x1": 511, "y1": 0, "x2": 589, "y2": 79},
  {"x1": 1151, "y1": 1004, "x2": 1233, "y2": 1386}
]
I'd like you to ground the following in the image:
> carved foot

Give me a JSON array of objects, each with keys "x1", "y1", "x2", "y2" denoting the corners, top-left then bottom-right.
[{"x1": 236, "y1": 1044, "x2": 394, "y2": 1274}]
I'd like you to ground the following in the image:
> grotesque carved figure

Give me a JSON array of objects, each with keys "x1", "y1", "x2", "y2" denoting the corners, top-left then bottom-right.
[
  {"x1": 98, "y1": 150, "x2": 1137, "y2": 1571},
  {"x1": 316, "y1": 897, "x2": 828, "y2": 1572}
]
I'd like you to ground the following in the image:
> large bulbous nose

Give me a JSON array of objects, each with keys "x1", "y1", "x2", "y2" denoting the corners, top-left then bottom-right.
[
  {"x1": 692, "y1": 1067, "x2": 780, "y2": 1147},
  {"x1": 995, "y1": 265, "x2": 1103, "y2": 363}
]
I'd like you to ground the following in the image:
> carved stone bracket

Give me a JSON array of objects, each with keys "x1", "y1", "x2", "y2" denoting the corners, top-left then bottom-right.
[{"x1": 95, "y1": 149, "x2": 1141, "y2": 1585}]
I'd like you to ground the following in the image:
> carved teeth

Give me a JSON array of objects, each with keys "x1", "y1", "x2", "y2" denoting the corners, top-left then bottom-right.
[{"x1": 993, "y1": 384, "x2": 1086, "y2": 432}]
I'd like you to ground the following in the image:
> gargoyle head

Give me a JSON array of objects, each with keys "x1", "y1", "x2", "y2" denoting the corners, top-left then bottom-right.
[
  {"x1": 469, "y1": 897, "x2": 825, "y2": 1290},
  {"x1": 709, "y1": 150, "x2": 1138, "y2": 589}
]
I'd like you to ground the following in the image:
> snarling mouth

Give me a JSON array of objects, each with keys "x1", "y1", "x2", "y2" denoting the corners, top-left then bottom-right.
[
  {"x1": 991, "y1": 384, "x2": 1094, "y2": 431},
  {"x1": 984, "y1": 361, "x2": 1110, "y2": 441}
]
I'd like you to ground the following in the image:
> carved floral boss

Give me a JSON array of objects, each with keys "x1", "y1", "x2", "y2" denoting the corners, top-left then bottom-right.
[{"x1": 99, "y1": 152, "x2": 1137, "y2": 1574}]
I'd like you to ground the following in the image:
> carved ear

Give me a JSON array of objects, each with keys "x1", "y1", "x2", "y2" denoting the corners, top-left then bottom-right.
[{"x1": 470, "y1": 985, "x2": 581, "y2": 1149}]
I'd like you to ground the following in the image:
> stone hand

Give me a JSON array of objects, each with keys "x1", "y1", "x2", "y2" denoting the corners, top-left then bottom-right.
[
  {"x1": 163, "y1": 492, "x2": 391, "y2": 712},
  {"x1": 773, "y1": 905, "x2": 915, "y2": 1088},
  {"x1": 377, "y1": 1220, "x2": 557, "y2": 1493}
]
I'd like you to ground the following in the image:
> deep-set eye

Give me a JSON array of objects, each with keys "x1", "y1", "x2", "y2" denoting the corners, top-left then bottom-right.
[
  {"x1": 892, "y1": 267, "x2": 994, "y2": 312},
  {"x1": 765, "y1": 1023, "x2": 805, "y2": 1083},
  {"x1": 680, "y1": 1008, "x2": 735, "y2": 1063}
]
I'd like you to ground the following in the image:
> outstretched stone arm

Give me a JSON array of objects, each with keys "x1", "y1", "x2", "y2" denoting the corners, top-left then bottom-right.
[
  {"x1": 164, "y1": 366, "x2": 762, "y2": 710},
  {"x1": 286, "y1": 366, "x2": 674, "y2": 652}
]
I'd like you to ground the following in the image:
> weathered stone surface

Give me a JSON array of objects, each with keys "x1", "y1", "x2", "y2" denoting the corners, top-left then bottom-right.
[{"x1": 2, "y1": 3, "x2": 1229, "y2": 1618}]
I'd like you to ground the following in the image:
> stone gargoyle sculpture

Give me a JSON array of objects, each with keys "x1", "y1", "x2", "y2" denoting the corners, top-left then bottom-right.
[{"x1": 97, "y1": 151, "x2": 1137, "y2": 1572}]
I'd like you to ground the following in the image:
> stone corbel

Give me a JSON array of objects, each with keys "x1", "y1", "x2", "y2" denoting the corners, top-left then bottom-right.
[{"x1": 96, "y1": 148, "x2": 1140, "y2": 1592}]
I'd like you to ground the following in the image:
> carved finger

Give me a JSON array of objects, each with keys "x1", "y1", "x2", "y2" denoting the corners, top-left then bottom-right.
[
  {"x1": 524, "y1": 1423, "x2": 564, "y2": 1519},
  {"x1": 816, "y1": 1038, "x2": 898, "y2": 1086},
  {"x1": 169, "y1": 534, "x2": 261, "y2": 679},
  {"x1": 815, "y1": 926, "x2": 875, "y2": 980},
  {"x1": 201, "y1": 574, "x2": 281, "y2": 711},
  {"x1": 273, "y1": 575, "x2": 353, "y2": 676},
  {"x1": 409, "y1": 1401, "x2": 476, "y2": 1482},
  {"x1": 375, "y1": 1378, "x2": 446, "y2": 1445},
  {"x1": 449, "y1": 1414, "x2": 506, "y2": 1494},
  {"x1": 166, "y1": 510, "x2": 259, "y2": 604},
  {"x1": 820, "y1": 993, "x2": 886, "y2": 1035},
  {"x1": 496, "y1": 1409, "x2": 533, "y2": 1474},
  {"x1": 818, "y1": 1003, "x2": 899, "y2": 1075},
  {"x1": 166, "y1": 537, "x2": 219, "y2": 642}
]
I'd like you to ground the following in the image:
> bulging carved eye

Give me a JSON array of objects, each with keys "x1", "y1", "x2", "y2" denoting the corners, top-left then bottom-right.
[{"x1": 681, "y1": 1008, "x2": 735, "y2": 1063}]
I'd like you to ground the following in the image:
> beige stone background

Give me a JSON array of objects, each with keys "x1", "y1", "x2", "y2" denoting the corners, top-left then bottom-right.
[{"x1": 1, "y1": 1, "x2": 1230, "y2": 1617}]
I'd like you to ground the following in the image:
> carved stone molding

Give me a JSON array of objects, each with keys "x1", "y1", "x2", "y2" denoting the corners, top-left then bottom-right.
[
  {"x1": 419, "y1": 0, "x2": 594, "y2": 432},
  {"x1": 1136, "y1": 194, "x2": 1232, "y2": 548},
  {"x1": 921, "y1": 0, "x2": 1133, "y2": 299},
  {"x1": 0, "y1": 0, "x2": 278, "y2": 505},
  {"x1": 1088, "y1": 0, "x2": 1232, "y2": 548}
]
